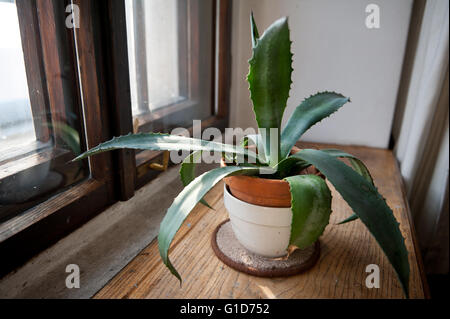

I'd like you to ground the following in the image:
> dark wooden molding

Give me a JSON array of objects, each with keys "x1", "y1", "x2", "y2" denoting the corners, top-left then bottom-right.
[
  {"x1": 210, "y1": 0, "x2": 218, "y2": 116},
  {"x1": 216, "y1": 0, "x2": 232, "y2": 120},
  {"x1": 35, "y1": 0, "x2": 67, "y2": 145},
  {"x1": 99, "y1": 0, "x2": 136, "y2": 200},
  {"x1": 72, "y1": 0, "x2": 114, "y2": 182},
  {"x1": 16, "y1": 0, "x2": 52, "y2": 142}
]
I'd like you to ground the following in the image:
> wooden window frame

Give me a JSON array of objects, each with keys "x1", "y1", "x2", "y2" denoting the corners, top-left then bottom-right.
[
  {"x1": 0, "y1": 0, "x2": 231, "y2": 277},
  {"x1": 135, "y1": 0, "x2": 231, "y2": 187},
  {"x1": 0, "y1": 0, "x2": 90, "y2": 222}
]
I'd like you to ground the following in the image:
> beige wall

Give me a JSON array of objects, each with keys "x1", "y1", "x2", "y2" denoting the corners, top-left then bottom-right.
[{"x1": 229, "y1": 0, "x2": 413, "y2": 148}]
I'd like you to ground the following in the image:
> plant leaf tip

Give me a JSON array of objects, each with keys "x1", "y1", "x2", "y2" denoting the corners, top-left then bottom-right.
[{"x1": 71, "y1": 155, "x2": 83, "y2": 162}]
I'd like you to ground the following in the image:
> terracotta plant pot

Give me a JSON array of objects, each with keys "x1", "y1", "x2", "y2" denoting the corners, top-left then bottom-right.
[
  {"x1": 221, "y1": 146, "x2": 325, "y2": 257},
  {"x1": 221, "y1": 146, "x2": 323, "y2": 208}
]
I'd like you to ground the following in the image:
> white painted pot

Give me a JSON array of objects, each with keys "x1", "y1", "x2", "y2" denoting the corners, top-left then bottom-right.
[{"x1": 223, "y1": 185, "x2": 292, "y2": 257}]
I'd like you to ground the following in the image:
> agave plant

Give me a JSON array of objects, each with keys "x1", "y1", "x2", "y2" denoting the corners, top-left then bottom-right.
[{"x1": 74, "y1": 14, "x2": 409, "y2": 297}]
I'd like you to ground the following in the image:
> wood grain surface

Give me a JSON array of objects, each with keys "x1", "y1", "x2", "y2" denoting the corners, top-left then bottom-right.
[{"x1": 95, "y1": 143, "x2": 428, "y2": 299}]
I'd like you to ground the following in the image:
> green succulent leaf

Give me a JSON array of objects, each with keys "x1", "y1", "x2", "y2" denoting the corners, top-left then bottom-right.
[
  {"x1": 73, "y1": 133, "x2": 258, "y2": 162},
  {"x1": 158, "y1": 166, "x2": 261, "y2": 282},
  {"x1": 280, "y1": 92, "x2": 350, "y2": 158},
  {"x1": 248, "y1": 16, "x2": 292, "y2": 166},
  {"x1": 179, "y1": 151, "x2": 213, "y2": 209},
  {"x1": 285, "y1": 175, "x2": 332, "y2": 249},
  {"x1": 240, "y1": 134, "x2": 267, "y2": 163},
  {"x1": 275, "y1": 156, "x2": 309, "y2": 178},
  {"x1": 275, "y1": 148, "x2": 373, "y2": 183},
  {"x1": 320, "y1": 149, "x2": 374, "y2": 185},
  {"x1": 336, "y1": 214, "x2": 359, "y2": 225},
  {"x1": 320, "y1": 149, "x2": 374, "y2": 225},
  {"x1": 250, "y1": 11, "x2": 259, "y2": 48},
  {"x1": 295, "y1": 149, "x2": 410, "y2": 297}
]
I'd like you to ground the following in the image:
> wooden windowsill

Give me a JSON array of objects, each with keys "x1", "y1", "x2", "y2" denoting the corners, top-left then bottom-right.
[{"x1": 95, "y1": 143, "x2": 429, "y2": 299}]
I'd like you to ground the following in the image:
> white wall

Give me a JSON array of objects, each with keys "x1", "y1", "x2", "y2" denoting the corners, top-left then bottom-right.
[{"x1": 229, "y1": 0, "x2": 413, "y2": 148}]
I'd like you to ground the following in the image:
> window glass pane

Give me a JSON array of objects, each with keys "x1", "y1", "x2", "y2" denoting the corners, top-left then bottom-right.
[
  {"x1": 125, "y1": 0, "x2": 213, "y2": 132},
  {"x1": 0, "y1": 1, "x2": 35, "y2": 153},
  {"x1": 0, "y1": 0, "x2": 89, "y2": 221},
  {"x1": 145, "y1": 0, "x2": 183, "y2": 110}
]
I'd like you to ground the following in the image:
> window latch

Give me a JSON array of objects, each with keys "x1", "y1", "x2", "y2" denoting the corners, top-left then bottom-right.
[{"x1": 149, "y1": 151, "x2": 170, "y2": 172}]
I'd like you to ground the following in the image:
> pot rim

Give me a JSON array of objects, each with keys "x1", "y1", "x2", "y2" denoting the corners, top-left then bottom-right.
[{"x1": 220, "y1": 157, "x2": 289, "y2": 185}]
